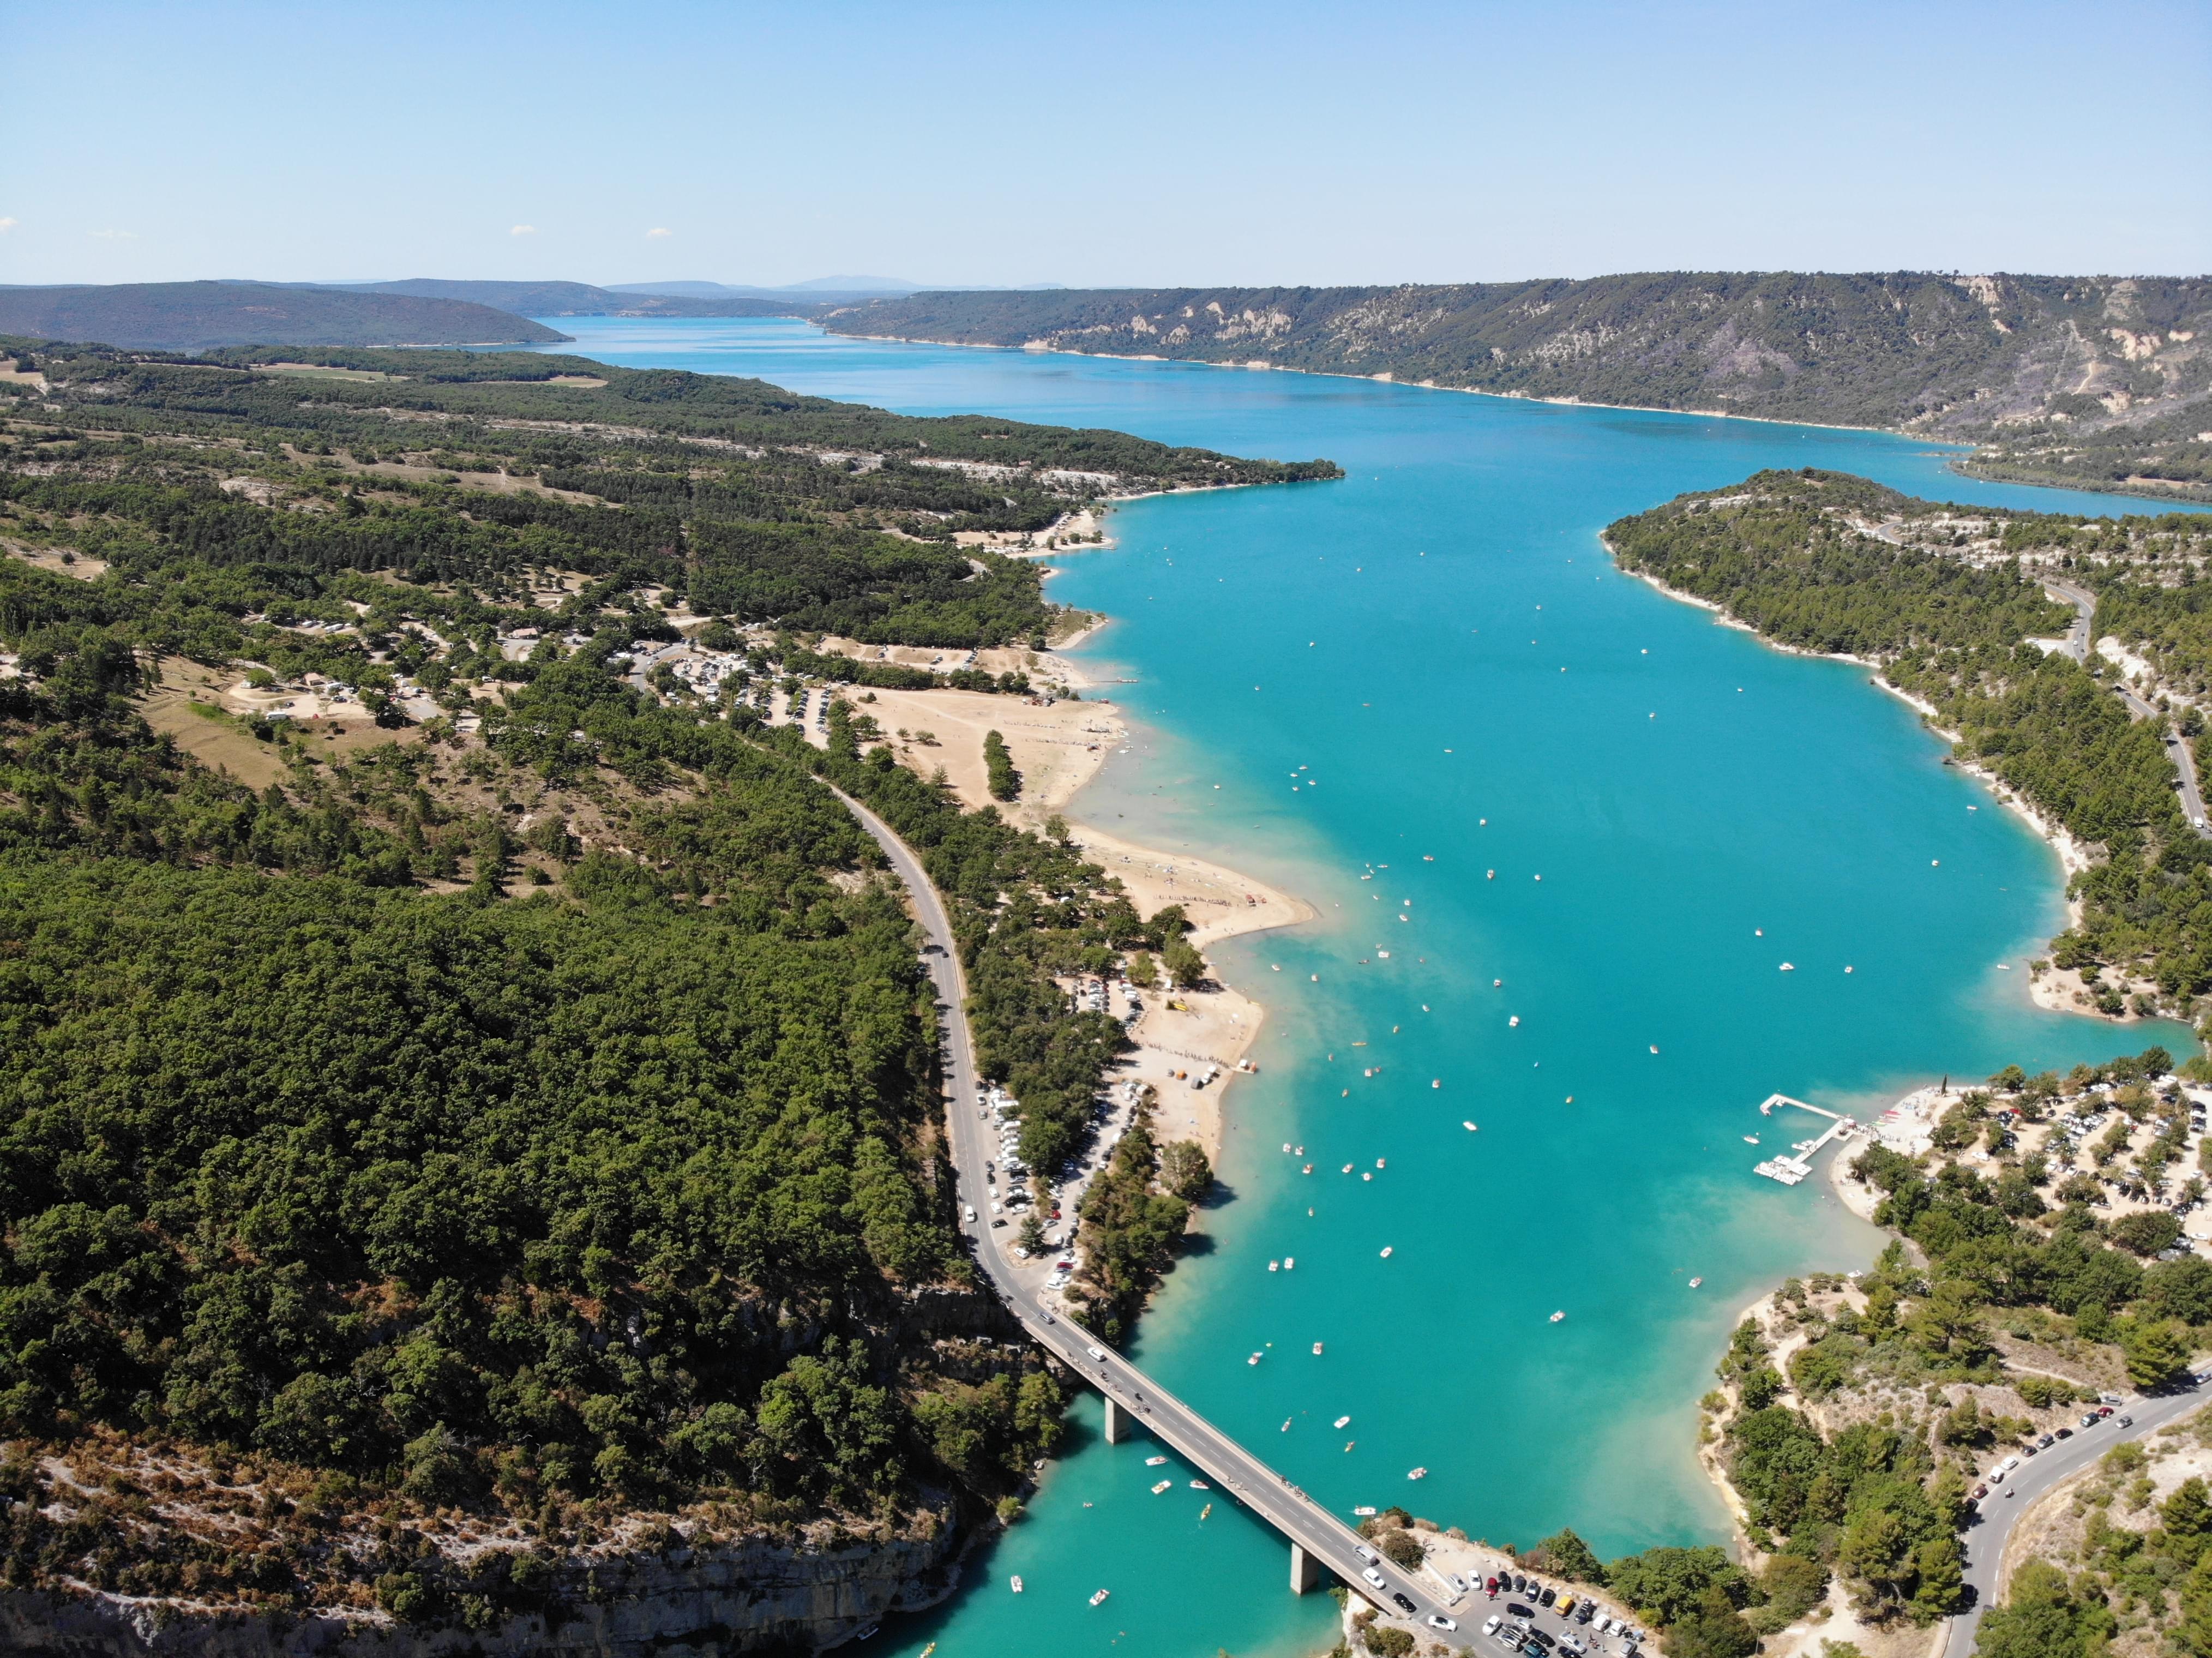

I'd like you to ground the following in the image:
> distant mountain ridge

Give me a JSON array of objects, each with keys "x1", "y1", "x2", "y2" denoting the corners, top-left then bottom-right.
[
  {"x1": 330, "y1": 279, "x2": 814, "y2": 318},
  {"x1": 0, "y1": 281, "x2": 571, "y2": 351},
  {"x1": 821, "y1": 275, "x2": 2212, "y2": 492}
]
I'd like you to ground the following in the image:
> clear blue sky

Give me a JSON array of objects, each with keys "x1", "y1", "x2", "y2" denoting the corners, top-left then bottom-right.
[{"x1": 5, "y1": 0, "x2": 2207, "y2": 287}]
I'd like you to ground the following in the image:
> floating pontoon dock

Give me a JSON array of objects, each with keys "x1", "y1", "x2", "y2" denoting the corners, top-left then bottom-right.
[{"x1": 1753, "y1": 1094, "x2": 1860, "y2": 1185}]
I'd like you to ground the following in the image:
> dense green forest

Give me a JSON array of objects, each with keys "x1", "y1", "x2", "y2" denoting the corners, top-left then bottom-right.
[
  {"x1": 825, "y1": 275, "x2": 2212, "y2": 470},
  {"x1": 0, "y1": 353, "x2": 1296, "y2": 1626},
  {"x1": 1606, "y1": 471, "x2": 2212, "y2": 1018},
  {"x1": 0, "y1": 338, "x2": 1332, "y2": 648}
]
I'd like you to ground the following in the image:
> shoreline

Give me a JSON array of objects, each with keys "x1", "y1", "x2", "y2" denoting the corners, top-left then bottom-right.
[
  {"x1": 820, "y1": 325, "x2": 1977, "y2": 448},
  {"x1": 1604, "y1": 545, "x2": 2129, "y2": 1025}
]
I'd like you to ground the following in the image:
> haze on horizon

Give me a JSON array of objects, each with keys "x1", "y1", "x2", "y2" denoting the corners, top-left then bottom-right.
[{"x1": 4, "y1": 0, "x2": 2208, "y2": 291}]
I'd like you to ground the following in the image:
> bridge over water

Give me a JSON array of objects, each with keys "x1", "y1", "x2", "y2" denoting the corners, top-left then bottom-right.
[{"x1": 834, "y1": 790, "x2": 1463, "y2": 1636}]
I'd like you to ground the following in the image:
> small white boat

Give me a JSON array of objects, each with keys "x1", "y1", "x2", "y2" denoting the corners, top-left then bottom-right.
[
  {"x1": 1689, "y1": 1276, "x2": 1703, "y2": 1288},
  {"x1": 1335, "y1": 1415, "x2": 1353, "y2": 1429},
  {"x1": 1743, "y1": 1135, "x2": 1760, "y2": 1145},
  {"x1": 1375, "y1": 1158, "x2": 1386, "y2": 1169},
  {"x1": 1408, "y1": 1467, "x2": 1428, "y2": 1480},
  {"x1": 1549, "y1": 1310, "x2": 1566, "y2": 1323},
  {"x1": 1508, "y1": 1015, "x2": 1520, "y2": 1027},
  {"x1": 1463, "y1": 1120, "x2": 1478, "y2": 1131},
  {"x1": 1342, "y1": 1162, "x2": 1355, "y2": 1173},
  {"x1": 1284, "y1": 1257, "x2": 1296, "y2": 1270},
  {"x1": 1011, "y1": 1577, "x2": 1023, "y2": 1594},
  {"x1": 1354, "y1": 1505, "x2": 1378, "y2": 1517},
  {"x1": 1248, "y1": 1351, "x2": 1264, "y2": 1365},
  {"x1": 1151, "y1": 1480, "x2": 1172, "y2": 1494},
  {"x1": 1380, "y1": 1246, "x2": 1394, "y2": 1258},
  {"x1": 1302, "y1": 1163, "x2": 1313, "y2": 1173},
  {"x1": 1200, "y1": 1503, "x2": 1212, "y2": 1519},
  {"x1": 1377, "y1": 950, "x2": 1390, "y2": 958},
  {"x1": 1190, "y1": 1479, "x2": 1209, "y2": 1490},
  {"x1": 1090, "y1": 1589, "x2": 1111, "y2": 1606},
  {"x1": 1779, "y1": 962, "x2": 1795, "y2": 972},
  {"x1": 1146, "y1": 1455, "x2": 1167, "y2": 1466},
  {"x1": 1269, "y1": 1260, "x2": 1279, "y2": 1272},
  {"x1": 1650, "y1": 1045, "x2": 1660, "y2": 1054}
]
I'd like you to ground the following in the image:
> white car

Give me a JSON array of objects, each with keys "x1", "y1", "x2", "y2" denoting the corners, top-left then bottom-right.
[
  {"x1": 1086, "y1": 1344, "x2": 1108, "y2": 1361},
  {"x1": 1484, "y1": 1617, "x2": 1503, "y2": 1638},
  {"x1": 1429, "y1": 1614, "x2": 1459, "y2": 1632},
  {"x1": 1363, "y1": 1567, "x2": 1388, "y2": 1590},
  {"x1": 963, "y1": 1205, "x2": 976, "y2": 1224}
]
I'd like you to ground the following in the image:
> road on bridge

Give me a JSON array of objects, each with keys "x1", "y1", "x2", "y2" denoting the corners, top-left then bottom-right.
[
  {"x1": 831, "y1": 786, "x2": 1469, "y2": 1641},
  {"x1": 2043, "y1": 579, "x2": 2210, "y2": 834}
]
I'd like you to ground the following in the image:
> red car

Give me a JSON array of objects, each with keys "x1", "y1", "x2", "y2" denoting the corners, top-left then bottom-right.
[{"x1": 2097, "y1": 1405, "x2": 2116, "y2": 1419}]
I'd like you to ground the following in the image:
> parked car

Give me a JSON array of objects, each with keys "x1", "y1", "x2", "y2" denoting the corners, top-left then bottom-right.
[
  {"x1": 1484, "y1": 1617, "x2": 1504, "y2": 1639},
  {"x1": 1540, "y1": 1587, "x2": 1558, "y2": 1607},
  {"x1": 1576, "y1": 1601, "x2": 1597, "y2": 1624}
]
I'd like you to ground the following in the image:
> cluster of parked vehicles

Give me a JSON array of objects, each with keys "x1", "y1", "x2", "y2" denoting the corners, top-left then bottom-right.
[
  {"x1": 1967, "y1": 1401, "x2": 2131, "y2": 1507},
  {"x1": 1472, "y1": 1575, "x2": 1643, "y2": 1658}
]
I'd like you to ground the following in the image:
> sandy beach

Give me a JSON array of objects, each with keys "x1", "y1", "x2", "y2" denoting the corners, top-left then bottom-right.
[{"x1": 839, "y1": 669, "x2": 1312, "y2": 1164}]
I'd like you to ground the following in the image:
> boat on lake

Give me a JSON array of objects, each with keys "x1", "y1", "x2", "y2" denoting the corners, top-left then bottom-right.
[
  {"x1": 1010, "y1": 1577, "x2": 1023, "y2": 1593},
  {"x1": 1689, "y1": 1277, "x2": 1703, "y2": 1288},
  {"x1": 1152, "y1": 1479, "x2": 1172, "y2": 1494},
  {"x1": 1091, "y1": 1589, "x2": 1111, "y2": 1606},
  {"x1": 1549, "y1": 1310, "x2": 1566, "y2": 1323},
  {"x1": 1336, "y1": 1415, "x2": 1353, "y2": 1428},
  {"x1": 1408, "y1": 1467, "x2": 1428, "y2": 1480}
]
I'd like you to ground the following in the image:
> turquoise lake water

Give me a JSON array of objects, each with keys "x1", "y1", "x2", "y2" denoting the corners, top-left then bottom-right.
[{"x1": 537, "y1": 319, "x2": 2202, "y2": 1658}]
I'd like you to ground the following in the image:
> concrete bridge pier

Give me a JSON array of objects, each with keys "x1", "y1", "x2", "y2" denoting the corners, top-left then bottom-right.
[
  {"x1": 1103, "y1": 1396, "x2": 1127, "y2": 1444},
  {"x1": 1290, "y1": 1542, "x2": 1323, "y2": 1595}
]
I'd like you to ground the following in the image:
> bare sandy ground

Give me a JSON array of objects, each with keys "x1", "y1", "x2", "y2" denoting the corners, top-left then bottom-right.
[{"x1": 859, "y1": 684, "x2": 1122, "y2": 812}]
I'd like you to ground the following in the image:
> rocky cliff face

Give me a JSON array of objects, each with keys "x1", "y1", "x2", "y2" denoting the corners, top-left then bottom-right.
[{"x1": 0, "y1": 1516, "x2": 970, "y2": 1656}]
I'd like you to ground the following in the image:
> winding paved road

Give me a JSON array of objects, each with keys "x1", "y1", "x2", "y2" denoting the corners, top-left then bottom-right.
[
  {"x1": 2043, "y1": 579, "x2": 2210, "y2": 834},
  {"x1": 831, "y1": 787, "x2": 1466, "y2": 1636},
  {"x1": 1939, "y1": 1373, "x2": 2212, "y2": 1658}
]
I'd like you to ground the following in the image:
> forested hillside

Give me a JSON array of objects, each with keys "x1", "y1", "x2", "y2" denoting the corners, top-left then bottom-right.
[
  {"x1": 1605, "y1": 471, "x2": 2212, "y2": 1017},
  {"x1": 0, "y1": 350, "x2": 1324, "y2": 1639},
  {"x1": 0, "y1": 283, "x2": 574, "y2": 350},
  {"x1": 827, "y1": 275, "x2": 2212, "y2": 499}
]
